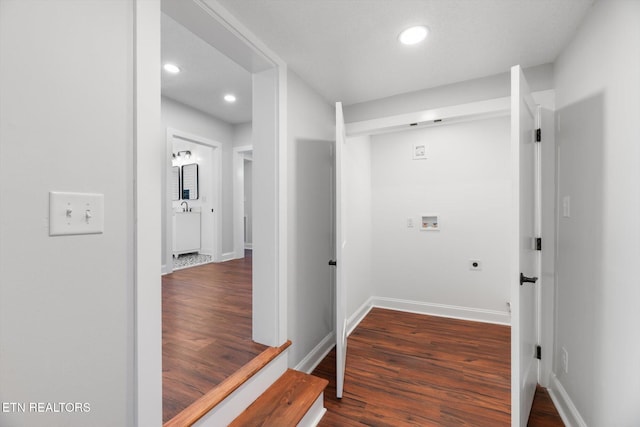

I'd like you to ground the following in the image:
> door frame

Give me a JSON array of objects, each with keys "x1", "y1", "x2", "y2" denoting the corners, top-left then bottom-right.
[
  {"x1": 165, "y1": 128, "x2": 222, "y2": 273},
  {"x1": 133, "y1": 0, "x2": 289, "y2": 424},
  {"x1": 233, "y1": 145, "x2": 253, "y2": 259}
]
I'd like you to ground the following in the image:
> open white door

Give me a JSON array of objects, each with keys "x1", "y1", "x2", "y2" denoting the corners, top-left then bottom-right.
[
  {"x1": 333, "y1": 101, "x2": 348, "y2": 398},
  {"x1": 511, "y1": 65, "x2": 541, "y2": 426}
]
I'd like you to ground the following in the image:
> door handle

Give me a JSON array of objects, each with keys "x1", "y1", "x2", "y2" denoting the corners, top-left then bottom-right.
[
  {"x1": 520, "y1": 273, "x2": 538, "y2": 286},
  {"x1": 328, "y1": 260, "x2": 337, "y2": 266}
]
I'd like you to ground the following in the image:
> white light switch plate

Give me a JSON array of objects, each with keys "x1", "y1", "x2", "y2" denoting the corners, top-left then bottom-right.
[{"x1": 49, "y1": 192, "x2": 104, "y2": 236}]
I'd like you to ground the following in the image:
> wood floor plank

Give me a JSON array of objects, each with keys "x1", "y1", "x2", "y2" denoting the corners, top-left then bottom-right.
[
  {"x1": 229, "y1": 369, "x2": 328, "y2": 427},
  {"x1": 162, "y1": 251, "x2": 268, "y2": 423},
  {"x1": 313, "y1": 308, "x2": 562, "y2": 426}
]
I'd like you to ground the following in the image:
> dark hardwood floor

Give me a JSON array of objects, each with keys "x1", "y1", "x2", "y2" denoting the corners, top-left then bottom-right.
[
  {"x1": 162, "y1": 250, "x2": 267, "y2": 423},
  {"x1": 313, "y1": 308, "x2": 564, "y2": 426},
  {"x1": 528, "y1": 385, "x2": 564, "y2": 427}
]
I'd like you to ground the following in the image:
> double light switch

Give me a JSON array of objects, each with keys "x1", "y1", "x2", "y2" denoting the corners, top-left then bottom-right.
[{"x1": 49, "y1": 191, "x2": 104, "y2": 236}]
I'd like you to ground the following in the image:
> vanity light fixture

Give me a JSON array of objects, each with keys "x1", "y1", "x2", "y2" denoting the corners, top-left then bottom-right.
[
  {"x1": 163, "y1": 63, "x2": 181, "y2": 74},
  {"x1": 398, "y1": 25, "x2": 429, "y2": 45},
  {"x1": 174, "y1": 150, "x2": 191, "y2": 160},
  {"x1": 224, "y1": 94, "x2": 237, "y2": 103}
]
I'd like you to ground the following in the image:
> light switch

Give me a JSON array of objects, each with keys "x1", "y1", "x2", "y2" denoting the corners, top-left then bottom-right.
[{"x1": 49, "y1": 192, "x2": 104, "y2": 236}]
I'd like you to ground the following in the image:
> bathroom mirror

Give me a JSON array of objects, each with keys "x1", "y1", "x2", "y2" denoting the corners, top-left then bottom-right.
[
  {"x1": 181, "y1": 163, "x2": 199, "y2": 200},
  {"x1": 171, "y1": 166, "x2": 181, "y2": 201}
]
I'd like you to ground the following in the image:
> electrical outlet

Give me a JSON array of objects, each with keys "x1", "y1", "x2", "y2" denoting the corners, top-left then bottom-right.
[
  {"x1": 561, "y1": 347, "x2": 569, "y2": 374},
  {"x1": 469, "y1": 260, "x2": 482, "y2": 271}
]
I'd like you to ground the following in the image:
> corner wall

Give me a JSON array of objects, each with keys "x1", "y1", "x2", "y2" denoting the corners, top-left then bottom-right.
[
  {"x1": 286, "y1": 70, "x2": 335, "y2": 368},
  {"x1": 552, "y1": 1, "x2": 640, "y2": 424},
  {"x1": 0, "y1": 1, "x2": 135, "y2": 425}
]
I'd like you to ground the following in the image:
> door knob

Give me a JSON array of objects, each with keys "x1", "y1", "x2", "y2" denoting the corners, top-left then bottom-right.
[
  {"x1": 520, "y1": 273, "x2": 538, "y2": 286},
  {"x1": 328, "y1": 260, "x2": 337, "y2": 266}
]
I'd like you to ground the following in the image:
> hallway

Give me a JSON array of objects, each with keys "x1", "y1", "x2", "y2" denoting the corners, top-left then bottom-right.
[{"x1": 162, "y1": 251, "x2": 265, "y2": 422}]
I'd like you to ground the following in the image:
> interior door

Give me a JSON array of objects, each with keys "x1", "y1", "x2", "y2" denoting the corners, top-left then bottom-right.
[
  {"x1": 511, "y1": 65, "x2": 540, "y2": 426},
  {"x1": 334, "y1": 101, "x2": 348, "y2": 398}
]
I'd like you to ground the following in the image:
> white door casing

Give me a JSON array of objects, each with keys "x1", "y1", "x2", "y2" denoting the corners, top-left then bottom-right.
[
  {"x1": 510, "y1": 64, "x2": 541, "y2": 426},
  {"x1": 334, "y1": 101, "x2": 348, "y2": 399}
]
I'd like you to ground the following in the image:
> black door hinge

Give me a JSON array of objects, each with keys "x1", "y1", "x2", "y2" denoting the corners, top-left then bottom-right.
[
  {"x1": 536, "y1": 128, "x2": 541, "y2": 142},
  {"x1": 536, "y1": 345, "x2": 542, "y2": 360},
  {"x1": 535, "y1": 237, "x2": 542, "y2": 251}
]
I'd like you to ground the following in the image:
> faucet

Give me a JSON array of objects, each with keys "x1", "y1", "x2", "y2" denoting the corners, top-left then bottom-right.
[{"x1": 180, "y1": 201, "x2": 189, "y2": 212}]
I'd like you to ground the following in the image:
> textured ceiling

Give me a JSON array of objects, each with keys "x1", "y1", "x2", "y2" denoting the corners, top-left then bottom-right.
[
  {"x1": 215, "y1": 0, "x2": 595, "y2": 105},
  {"x1": 161, "y1": 13, "x2": 252, "y2": 124}
]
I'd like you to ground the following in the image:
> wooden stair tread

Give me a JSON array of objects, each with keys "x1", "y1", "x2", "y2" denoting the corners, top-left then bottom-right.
[
  {"x1": 229, "y1": 369, "x2": 329, "y2": 427},
  {"x1": 164, "y1": 340, "x2": 291, "y2": 427}
]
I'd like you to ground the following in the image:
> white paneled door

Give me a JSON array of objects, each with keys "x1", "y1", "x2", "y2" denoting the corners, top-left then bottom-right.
[
  {"x1": 334, "y1": 101, "x2": 348, "y2": 398},
  {"x1": 511, "y1": 65, "x2": 541, "y2": 426}
]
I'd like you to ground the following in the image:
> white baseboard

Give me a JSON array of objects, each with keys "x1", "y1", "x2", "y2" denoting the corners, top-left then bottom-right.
[
  {"x1": 244, "y1": 243, "x2": 253, "y2": 250},
  {"x1": 294, "y1": 332, "x2": 335, "y2": 374},
  {"x1": 161, "y1": 264, "x2": 169, "y2": 275},
  {"x1": 347, "y1": 297, "x2": 374, "y2": 336},
  {"x1": 220, "y1": 252, "x2": 235, "y2": 262},
  {"x1": 371, "y1": 296, "x2": 511, "y2": 325},
  {"x1": 548, "y1": 372, "x2": 587, "y2": 427}
]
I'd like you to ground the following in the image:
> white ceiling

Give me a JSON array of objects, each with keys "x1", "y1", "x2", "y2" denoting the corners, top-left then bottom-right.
[
  {"x1": 215, "y1": 0, "x2": 595, "y2": 106},
  {"x1": 161, "y1": 13, "x2": 253, "y2": 124}
]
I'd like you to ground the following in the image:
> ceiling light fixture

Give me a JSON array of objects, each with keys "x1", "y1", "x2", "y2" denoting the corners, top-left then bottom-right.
[
  {"x1": 163, "y1": 63, "x2": 181, "y2": 74},
  {"x1": 398, "y1": 25, "x2": 429, "y2": 45},
  {"x1": 224, "y1": 94, "x2": 237, "y2": 103}
]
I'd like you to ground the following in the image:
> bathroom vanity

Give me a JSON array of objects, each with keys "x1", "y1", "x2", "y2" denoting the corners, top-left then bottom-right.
[{"x1": 173, "y1": 211, "x2": 201, "y2": 256}]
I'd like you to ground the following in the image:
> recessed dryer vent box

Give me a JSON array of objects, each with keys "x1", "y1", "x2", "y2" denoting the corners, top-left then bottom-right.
[{"x1": 421, "y1": 215, "x2": 439, "y2": 231}]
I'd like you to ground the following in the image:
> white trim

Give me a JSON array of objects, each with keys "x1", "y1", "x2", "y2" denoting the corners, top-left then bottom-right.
[
  {"x1": 548, "y1": 373, "x2": 587, "y2": 427},
  {"x1": 347, "y1": 297, "x2": 374, "y2": 336},
  {"x1": 244, "y1": 243, "x2": 253, "y2": 250},
  {"x1": 220, "y1": 251, "x2": 236, "y2": 262},
  {"x1": 346, "y1": 97, "x2": 510, "y2": 137},
  {"x1": 371, "y1": 296, "x2": 511, "y2": 325},
  {"x1": 297, "y1": 394, "x2": 327, "y2": 427},
  {"x1": 134, "y1": 1, "x2": 163, "y2": 425},
  {"x1": 294, "y1": 332, "x2": 335, "y2": 374},
  {"x1": 233, "y1": 145, "x2": 253, "y2": 259},
  {"x1": 192, "y1": 350, "x2": 288, "y2": 426}
]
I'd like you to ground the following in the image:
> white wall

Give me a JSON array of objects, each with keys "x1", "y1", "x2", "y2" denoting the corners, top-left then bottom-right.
[
  {"x1": 343, "y1": 135, "x2": 374, "y2": 319},
  {"x1": 244, "y1": 159, "x2": 253, "y2": 246},
  {"x1": 161, "y1": 96, "x2": 235, "y2": 256},
  {"x1": 370, "y1": 117, "x2": 511, "y2": 314},
  {"x1": 286, "y1": 70, "x2": 335, "y2": 367},
  {"x1": 233, "y1": 122, "x2": 252, "y2": 147},
  {"x1": 552, "y1": 1, "x2": 640, "y2": 425},
  {"x1": 344, "y1": 63, "x2": 554, "y2": 123},
  {"x1": 0, "y1": 1, "x2": 134, "y2": 426},
  {"x1": 252, "y1": 67, "x2": 280, "y2": 346}
]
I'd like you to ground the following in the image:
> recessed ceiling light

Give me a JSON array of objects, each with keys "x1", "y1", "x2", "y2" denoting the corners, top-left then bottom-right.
[
  {"x1": 163, "y1": 63, "x2": 181, "y2": 74},
  {"x1": 224, "y1": 94, "x2": 237, "y2": 103},
  {"x1": 398, "y1": 25, "x2": 429, "y2": 45}
]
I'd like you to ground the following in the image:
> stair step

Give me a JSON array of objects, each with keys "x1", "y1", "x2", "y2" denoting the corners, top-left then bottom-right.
[
  {"x1": 164, "y1": 340, "x2": 291, "y2": 427},
  {"x1": 229, "y1": 369, "x2": 329, "y2": 427}
]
